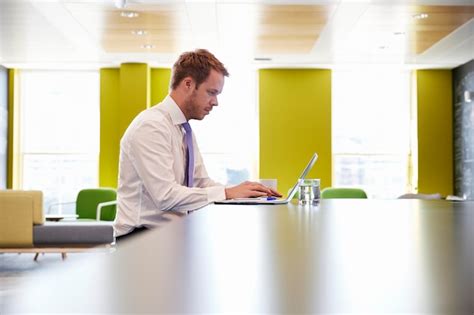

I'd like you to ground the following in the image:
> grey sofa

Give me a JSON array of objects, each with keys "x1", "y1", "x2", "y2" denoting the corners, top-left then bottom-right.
[{"x1": 0, "y1": 190, "x2": 115, "y2": 260}]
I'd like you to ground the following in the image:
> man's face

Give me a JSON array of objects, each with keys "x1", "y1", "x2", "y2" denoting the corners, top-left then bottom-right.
[{"x1": 184, "y1": 69, "x2": 225, "y2": 120}]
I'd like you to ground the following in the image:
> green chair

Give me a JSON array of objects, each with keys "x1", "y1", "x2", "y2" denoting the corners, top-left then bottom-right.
[
  {"x1": 50, "y1": 188, "x2": 117, "y2": 221},
  {"x1": 76, "y1": 188, "x2": 117, "y2": 221},
  {"x1": 321, "y1": 187, "x2": 368, "y2": 199}
]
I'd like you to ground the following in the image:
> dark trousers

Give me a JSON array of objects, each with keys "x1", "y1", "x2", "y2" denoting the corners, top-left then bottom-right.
[{"x1": 115, "y1": 226, "x2": 149, "y2": 244}]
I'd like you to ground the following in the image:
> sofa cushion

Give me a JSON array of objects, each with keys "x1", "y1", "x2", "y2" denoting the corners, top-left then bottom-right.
[{"x1": 33, "y1": 222, "x2": 114, "y2": 246}]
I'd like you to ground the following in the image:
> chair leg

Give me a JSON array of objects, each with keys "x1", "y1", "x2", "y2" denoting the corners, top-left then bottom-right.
[
  {"x1": 61, "y1": 253, "x2": 67, "y2": 260},
  {"x1": 34, "y1": 253, "x2": 40, "y2": 261}
]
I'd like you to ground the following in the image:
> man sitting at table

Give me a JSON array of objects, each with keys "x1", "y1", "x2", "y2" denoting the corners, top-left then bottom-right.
[{"x1": 113, "y1": 49, "x2": 281, "y2": 240}]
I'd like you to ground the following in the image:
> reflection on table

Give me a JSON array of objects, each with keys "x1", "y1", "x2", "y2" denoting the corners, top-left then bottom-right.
[{"x1": 6, "y1": 199, "x2": 474, "y2": 313}]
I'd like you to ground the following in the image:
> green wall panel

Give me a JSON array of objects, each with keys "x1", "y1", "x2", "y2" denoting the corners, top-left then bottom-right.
[
  {"x1": 259, "y1": 69, "x2": 332, "y2": 196},
  {"x1": 99, "y1": 65, "x2": 171, "y2": 187},
  {"x1": 7, "y1": 69, "x2": 19, "y2": 189},
  {"x1": 118, "y1": 63, "x2": 150, "y2": 139},
  {"x1": 416, "y1": 70, "x2": 453, "y2": 196},
  {"x1": 151, "y1": 68, "x2": 171, "y2": 106},
  {"x1": 0, "y1": 66, "x2": 7, "y2": 189},
  {"x1": 99, "y1": 68, "x2": 120, "y2": 188}
]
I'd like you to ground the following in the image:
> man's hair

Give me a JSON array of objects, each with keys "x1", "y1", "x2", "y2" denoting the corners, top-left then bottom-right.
[{"x1": 170, "y1": 49, "x2": 229, "y2": 90}]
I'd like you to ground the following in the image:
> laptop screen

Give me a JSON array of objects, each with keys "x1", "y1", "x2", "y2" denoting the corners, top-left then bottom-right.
[{"x1": 286, "y1": 153, "x2": 318, "y2": 200}]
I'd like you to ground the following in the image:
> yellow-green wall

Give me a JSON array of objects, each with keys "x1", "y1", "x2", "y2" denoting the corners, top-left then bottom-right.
[
  {"x1": 99, "y1": 64, "x2": 170, "y2": 187},
  {"x1": 6, "y1": 65, "x2": 454, "y2": 195},
  {"x1": 99, "y1": 68, "x2": 120, "y2": 188},
  {"x1": 259, "y1": 69, "x2": 332, "y2": 195},
  {"x1": 7, "y1": 69, "x2": 20, "y2": 189},
  {"x1": 416, "y1": 70, "x2": 453, "y2": 196},
  {"x1": 151, "y1": 68, "x2": 171, "y2": 105},
  {"x1": 118, "y1": 63, "x2": 151, "y2": 139}
]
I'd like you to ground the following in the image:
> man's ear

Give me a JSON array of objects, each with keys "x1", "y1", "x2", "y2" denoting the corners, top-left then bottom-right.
[{"x1": 183, "y1": 77, "x2": 194, "y2": 90}]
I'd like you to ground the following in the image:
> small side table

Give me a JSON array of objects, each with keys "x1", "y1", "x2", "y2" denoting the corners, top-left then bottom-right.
[{"x1": 45, "y1": 214, "x2": 79, "y2": 222}]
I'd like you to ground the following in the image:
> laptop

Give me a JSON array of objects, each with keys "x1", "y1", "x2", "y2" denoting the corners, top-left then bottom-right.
[{"x1": 215, "y1": 153, "x2": 318, "y2": 205}]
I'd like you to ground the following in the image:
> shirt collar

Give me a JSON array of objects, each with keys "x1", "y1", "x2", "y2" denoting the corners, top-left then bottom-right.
[{"x1": 159, "y1": 95, "x2": 187, "y2": 126}]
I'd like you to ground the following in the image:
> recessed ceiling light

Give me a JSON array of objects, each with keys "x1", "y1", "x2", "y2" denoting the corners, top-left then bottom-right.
[
  {"x1": 132, "y1": 30, "x2": 147, "y2": 36},
  {"x1": 141, "y1": 44, "x2": 155, "y2": 49},
  {"x1": 120, "y1": 11, "x2": 139, "y2": 18},
  {"x1": 114, "y1": 0, "x2": 127, "y2": 9},
  {"x1": 413, "y1": 13, "x2": 429, "y2": 19}
]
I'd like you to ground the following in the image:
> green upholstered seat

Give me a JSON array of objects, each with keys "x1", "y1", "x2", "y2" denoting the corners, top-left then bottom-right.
[
  {"x1": 50, "y1": 188, "x2": 117, "y2": 222},
  {"x1": 321, "y1": 187, "x2": 367, "y2": 199},
  {"x1": 75, "y1": 188, "x2": 117, "y2": 221}
]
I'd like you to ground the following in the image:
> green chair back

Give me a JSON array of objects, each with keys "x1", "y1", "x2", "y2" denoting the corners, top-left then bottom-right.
[
  {"x1": 321, "y1": 187, "x2": 367, "y2": 199},
  {"x1": 76, "y1": 188, "x2": 117, "y2": 221}
]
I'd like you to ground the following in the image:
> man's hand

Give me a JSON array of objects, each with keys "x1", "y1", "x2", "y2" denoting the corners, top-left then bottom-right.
[{"x1": 225, "y1": 181, "x2": 283, "y2": 199}]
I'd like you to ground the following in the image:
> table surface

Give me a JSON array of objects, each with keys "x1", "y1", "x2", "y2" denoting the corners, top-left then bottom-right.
[{"x1": 6, "y1": 199, "x2": 474, "y2": 313}]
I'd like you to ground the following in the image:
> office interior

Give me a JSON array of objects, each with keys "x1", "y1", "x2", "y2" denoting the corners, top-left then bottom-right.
[{"x1": 0, "y1": 0, "x2": 473, "y2": 313}]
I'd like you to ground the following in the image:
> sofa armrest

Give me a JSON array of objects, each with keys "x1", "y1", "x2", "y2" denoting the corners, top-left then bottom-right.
[
  {"x1": 0, "y1": 190, "x2": 44, "y2": 224},
  {"x1": 0, "y1": 195, "x2": 34, "y2": 247},
  {"x1": 96, "y1": 200, "x2": 117, "y2": 221}
]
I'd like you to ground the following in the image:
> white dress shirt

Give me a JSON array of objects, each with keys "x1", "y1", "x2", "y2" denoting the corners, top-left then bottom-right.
[{"x1": 114, "y1": 95, "x2": 226, "y2": 236}]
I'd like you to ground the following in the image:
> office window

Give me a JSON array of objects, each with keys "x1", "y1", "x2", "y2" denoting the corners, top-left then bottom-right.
[
  {"x1": 332, "y1": 69, "x2": 412, "y2": 198},
  {"x1": 19, "y1": 70, "x2": 99, "y2": 213},
  {"x1": 192, "y1": 63, "x2": 258, "y2": 185}
]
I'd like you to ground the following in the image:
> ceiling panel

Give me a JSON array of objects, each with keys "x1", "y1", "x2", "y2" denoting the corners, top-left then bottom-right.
[
  {"x1": 64, "y1": 2, "x2": 188, "y2": 53},
  {"x1": 356, "y1": 4, "x2": 474, "y2": 54},
  {"x1": 409, "y1": 6, "x2": 474, "y2": 53},
  {"x1": 0, "y1": 0, "x2": 472, "y2": 68},
  {"x1": 256, "y1": 5, "x2": 335, "y2": 54},
  {"x1": 0, "y1": 0, "x2": 80, "y2": 63}
]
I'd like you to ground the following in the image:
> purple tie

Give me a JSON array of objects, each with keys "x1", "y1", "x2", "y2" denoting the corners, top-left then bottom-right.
[{"x1": 182, "y1": 122, "x2": 194, "y2": 187}]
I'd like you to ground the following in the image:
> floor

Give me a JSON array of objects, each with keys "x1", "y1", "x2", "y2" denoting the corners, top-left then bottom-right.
[{"x1": 0, "y1": 252, "x2": 94, "y2": 313}]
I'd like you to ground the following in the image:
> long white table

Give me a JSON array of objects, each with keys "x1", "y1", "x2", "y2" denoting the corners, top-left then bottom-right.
[{"x1": 5, "y1": 199, "x2": 474, "y2": 313}]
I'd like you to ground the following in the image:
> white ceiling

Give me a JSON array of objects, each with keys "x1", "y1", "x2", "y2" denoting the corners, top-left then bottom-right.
[{"x1": 0, "y1": 0, "x2": 473, "y2": 69}]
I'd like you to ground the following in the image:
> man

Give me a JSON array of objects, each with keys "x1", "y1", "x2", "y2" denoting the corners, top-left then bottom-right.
[{"x1": 114, "y1": 49, "x2": 281, "y2": 239}]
